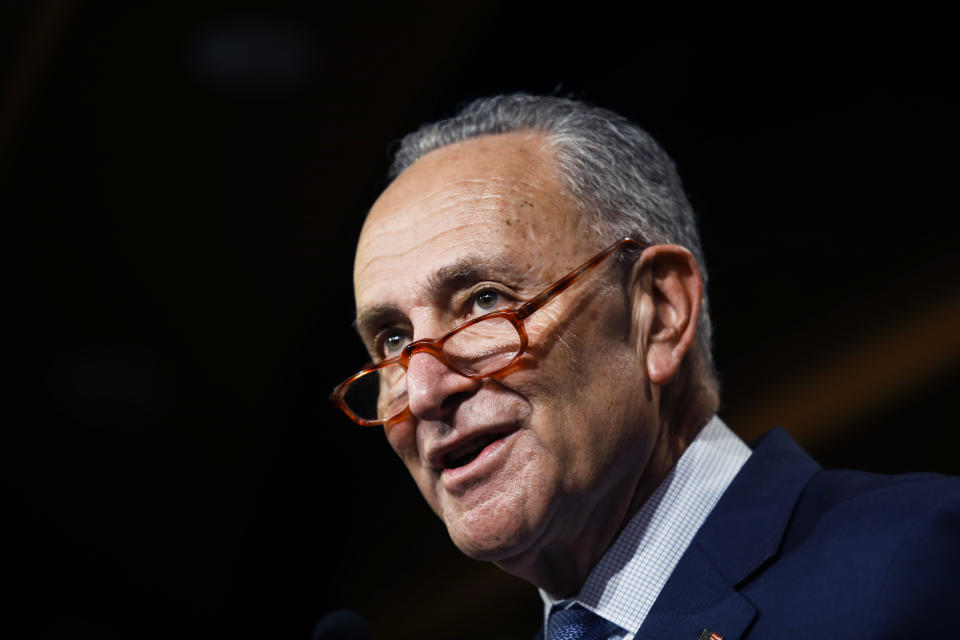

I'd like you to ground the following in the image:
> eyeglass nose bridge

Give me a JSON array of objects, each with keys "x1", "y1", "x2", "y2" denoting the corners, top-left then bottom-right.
[{"x1": 397, "y1": 337, "x2": 447, "y2": 369}]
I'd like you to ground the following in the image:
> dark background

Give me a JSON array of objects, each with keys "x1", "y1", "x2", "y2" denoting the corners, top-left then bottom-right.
[{"x1": 2, "y1": 1, "x2": 958, "y2": 638}]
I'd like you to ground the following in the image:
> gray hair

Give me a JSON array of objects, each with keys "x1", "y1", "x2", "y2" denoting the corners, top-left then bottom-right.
[{"x1": 389, "y1": 94, "x2": 717, "y2": 385}]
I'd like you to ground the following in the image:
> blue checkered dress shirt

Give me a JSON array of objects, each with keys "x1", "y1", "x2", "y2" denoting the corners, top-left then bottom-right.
[{"x1": 540, "y1": 415, "x2": 751, "y2": 639}]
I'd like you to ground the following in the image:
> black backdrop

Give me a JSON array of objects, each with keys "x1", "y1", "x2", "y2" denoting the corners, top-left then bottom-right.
[{"x1": 3, "y1": 1, "x2": 958, "y2": 638}]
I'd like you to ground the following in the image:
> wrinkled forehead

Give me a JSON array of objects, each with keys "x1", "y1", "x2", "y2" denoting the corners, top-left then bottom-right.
[
  {"x1": 353, "y1": 133, "x2": 591, "y2": 304},
  {"x1": 358, "y1": 175, "x2": 532, "y2": 256}
]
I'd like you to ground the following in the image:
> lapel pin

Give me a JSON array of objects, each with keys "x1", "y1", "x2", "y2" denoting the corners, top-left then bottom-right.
[{"x1": 698, "y1": 629, "x2": 723, "y2": 640}]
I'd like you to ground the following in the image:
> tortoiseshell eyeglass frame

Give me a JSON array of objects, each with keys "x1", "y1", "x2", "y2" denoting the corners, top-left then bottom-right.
[{"x1": 330, "y1": 236, "x2": 650, "y2": 426}]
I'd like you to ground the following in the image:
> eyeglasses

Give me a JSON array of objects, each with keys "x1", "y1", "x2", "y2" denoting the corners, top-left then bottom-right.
[{"x1": 330, "y1": 237, "x2": 649, "y2": 426}]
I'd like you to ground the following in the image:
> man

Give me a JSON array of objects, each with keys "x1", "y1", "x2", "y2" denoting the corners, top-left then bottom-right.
[{"x1": 332, "y1": 95, "x2": 959, "y2": 639}]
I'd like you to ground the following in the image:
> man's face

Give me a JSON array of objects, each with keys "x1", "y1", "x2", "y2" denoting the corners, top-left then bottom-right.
[{"x1": 353, "y1": 132, "x2": 659, "y2": 573}]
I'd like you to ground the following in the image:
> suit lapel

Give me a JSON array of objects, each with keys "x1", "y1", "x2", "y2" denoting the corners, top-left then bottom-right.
[
  {"x1": 636, "y1": 542, "x2": 756, "y2": 640},
  {"x1": 635, "y1": 428, "x2": 820, "y2": 640}
]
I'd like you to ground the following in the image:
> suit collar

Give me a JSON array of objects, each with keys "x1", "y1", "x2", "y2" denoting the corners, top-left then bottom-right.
[
  {"x1": 637, "y1": 427, "x2": 820, "y2": 640},
  {"x1": 697, "y1": 427, "x2": 821, "y2": 585}
]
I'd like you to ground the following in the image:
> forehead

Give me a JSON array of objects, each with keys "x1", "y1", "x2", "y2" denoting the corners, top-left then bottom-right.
[{"x1": 354, "y1": 132, "x2": 589, "y2": 308}]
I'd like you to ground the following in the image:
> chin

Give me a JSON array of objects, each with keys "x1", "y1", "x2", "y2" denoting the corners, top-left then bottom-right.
[
  {"x1": 448, "y1": 524, "x2": 534, "y2": 562},
  {"x1": 442, "y1": 495, "x2": 550, "y2": 564}
]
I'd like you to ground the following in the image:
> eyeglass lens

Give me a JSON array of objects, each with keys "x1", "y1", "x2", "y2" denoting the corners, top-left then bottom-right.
[{"x1": 342, "y1": 315, "x2": 523, "y2": 422}]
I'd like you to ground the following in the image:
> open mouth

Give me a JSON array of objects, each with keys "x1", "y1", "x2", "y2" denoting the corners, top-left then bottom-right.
[{"x1": 443, "y1": 432, "x2": 510, "y2": 470}]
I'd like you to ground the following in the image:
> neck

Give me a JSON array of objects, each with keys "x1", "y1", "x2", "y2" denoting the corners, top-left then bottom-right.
[{"x1": 497, "y1": 387, "x2": 718, "y2": 598}]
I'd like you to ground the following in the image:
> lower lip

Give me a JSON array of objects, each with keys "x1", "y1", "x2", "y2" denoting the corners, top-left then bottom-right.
[{"x1": 440, "y1": 431, "x2": 516, "y2": 490}]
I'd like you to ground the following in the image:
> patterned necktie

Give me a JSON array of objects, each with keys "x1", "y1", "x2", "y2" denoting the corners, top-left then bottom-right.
[{"x1": 546, "y1": 605, "x2": 619, "y2": 640}]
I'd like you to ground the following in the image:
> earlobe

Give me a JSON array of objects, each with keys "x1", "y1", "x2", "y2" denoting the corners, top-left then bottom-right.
[{"x1": 628, "y1": 245, "x2": 703, "y2": 385}]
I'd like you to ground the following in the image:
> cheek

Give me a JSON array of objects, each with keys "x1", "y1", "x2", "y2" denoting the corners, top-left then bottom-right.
[
  {"x1": 384, "y1": 420, "x2": 424, "y2": 480},
  {"x1": 385, "y1": 420, "x2": 444, "y2": 513},
  {"x1": 384, "y1": 419, "x2": 414, "y2": 456},
  {"x1": 528, "y1": 325, "x2": 647, "y2": 488},
  {"x1": 440, "y1": 433, "x2": 561, "y2": 557},
  {"x1": 525, "y1": 298, "x2": 637, "y2": 409}
]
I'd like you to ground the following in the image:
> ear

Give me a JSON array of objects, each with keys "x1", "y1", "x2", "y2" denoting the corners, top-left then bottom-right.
[{"x1": 628, "y1": 244, "x2": 703, "y2": 385}]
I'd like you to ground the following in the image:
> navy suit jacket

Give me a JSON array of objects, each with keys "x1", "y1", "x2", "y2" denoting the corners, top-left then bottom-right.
[{"x1": 535, "y1": 428, "x2": 960, "y2": 640}]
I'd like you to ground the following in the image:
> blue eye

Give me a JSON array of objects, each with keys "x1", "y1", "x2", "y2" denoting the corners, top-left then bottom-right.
[
  {"x1": 380, "y1": 331, "x2": 410, "y2": 358},
  {"x1": 475, "y1": 290, "x2": 500, "y2": 312}
]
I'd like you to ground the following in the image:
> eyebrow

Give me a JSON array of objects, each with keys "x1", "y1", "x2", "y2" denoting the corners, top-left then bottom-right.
[
  {"x1": 353, "y1": 253, "x2": 525, "y2": 338},
  {"x1": 426, "y1": 254, "x2": 517, "y2": 294}
]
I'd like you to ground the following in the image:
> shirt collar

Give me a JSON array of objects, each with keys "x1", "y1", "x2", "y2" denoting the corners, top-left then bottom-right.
[{"x1": 539, "y1": 415, "x2": 751, "y2": 637}]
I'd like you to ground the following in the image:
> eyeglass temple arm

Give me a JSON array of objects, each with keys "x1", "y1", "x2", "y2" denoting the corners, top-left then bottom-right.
[{"x1": 515, "y1": 237, "x2": 648, "y2": 321}]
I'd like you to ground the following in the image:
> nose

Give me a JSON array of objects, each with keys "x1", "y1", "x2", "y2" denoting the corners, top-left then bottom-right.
[{"x1": 405, "y1": 350, "x2": 481, "y2": 421}]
